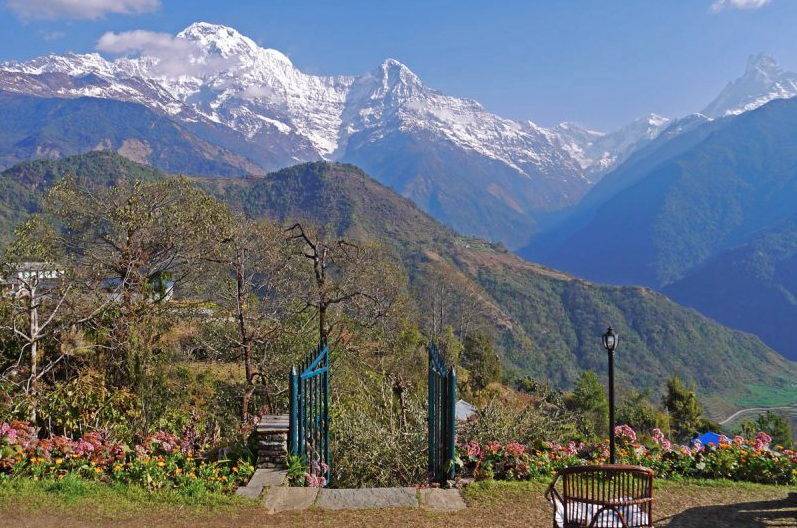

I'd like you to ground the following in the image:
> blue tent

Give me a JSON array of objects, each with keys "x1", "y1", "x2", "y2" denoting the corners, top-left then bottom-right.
[{"x1": 692, "y1": 432, "x2": 721, "y2": 447}]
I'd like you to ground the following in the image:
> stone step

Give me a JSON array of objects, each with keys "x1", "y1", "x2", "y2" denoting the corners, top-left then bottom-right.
[
  {"x1": 263, "y1": 487, "x2": 319, "y2": 514},
  {"x1": 235, "y1": 468, "x2": 288, "y2": 500},
  {"x1": 315, "y1": 487, "x2": 419, "y2": 510},
  {"x1": 419, "y1": 488, "x2": 467, "y2": 511}
]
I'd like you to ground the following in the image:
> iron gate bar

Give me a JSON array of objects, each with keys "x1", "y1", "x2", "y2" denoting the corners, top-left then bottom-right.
[
  {"x1": 289, "y1": 341, "x2": 330, "y2": 485},
  {"x1": 428, "y1": 343, "x2": 457, "y2": 483}
]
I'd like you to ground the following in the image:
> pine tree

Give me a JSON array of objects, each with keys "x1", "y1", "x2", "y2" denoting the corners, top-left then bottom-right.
[
  {"x1": 663, "y1": 376, "x2": 705, "y2": 443},
  {"x1": 568, "y1": 370, "x2": 609, "y2": 438},
  {"x1": 460, "y1": 332, "x2": 501, "y2": 392}
]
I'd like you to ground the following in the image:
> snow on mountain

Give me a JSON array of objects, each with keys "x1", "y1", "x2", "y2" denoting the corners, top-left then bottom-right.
[
  {"x1": 555, "y1": 114, "x2": 670, "y2": 176},
  {"x1": 702, "y1": 52, "x2": 797, "y2": 118},
  {"x1": 0, "y1": 22, "x2": 652, "y2": 185}
]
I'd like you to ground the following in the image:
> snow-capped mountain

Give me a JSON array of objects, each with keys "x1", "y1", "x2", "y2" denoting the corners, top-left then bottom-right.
[
  {"x1": 702, "y1": 52, "x2": 797, "y2": 119},
  {"x1": 0, "y1": 22, "x2": 656, "y2": 246},
  {"x1": 555, "y1": 113, "x2": 670, "y2": 176},
  {"x1": 1, "y1": 24, "x2": 795, "y2": 247},
  {"x1": 0, "y1": 23, "x2": 642, "y2": 181}
]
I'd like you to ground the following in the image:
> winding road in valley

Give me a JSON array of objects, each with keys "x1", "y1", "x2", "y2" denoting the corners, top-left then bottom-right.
[{"x1": 718, "y1": 404, "x2": 797, "y2": 426}]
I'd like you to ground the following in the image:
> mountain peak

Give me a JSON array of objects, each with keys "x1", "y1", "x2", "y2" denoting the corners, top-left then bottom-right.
[
  {"x1": 702, "y1": 52, "x2": 797, "y2": 118},
  {"x1": 379, "y1": 58, "x2": 421, "y2": 83},
  {"x1": 177, "y1": 22, "x2": 291, "y2": 65},
  {"x1": 745, "y1": 52, "x2": 781, "y2": 77}
]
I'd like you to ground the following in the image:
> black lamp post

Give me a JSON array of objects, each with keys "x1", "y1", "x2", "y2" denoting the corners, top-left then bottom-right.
[{"x1": 602, "y1": 326, "x2": 619, "y2": 464}]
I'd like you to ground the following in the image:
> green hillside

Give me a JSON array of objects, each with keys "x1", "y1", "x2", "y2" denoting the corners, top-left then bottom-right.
[
  {"x1": 665, "y1": 217, "x2": 797, "y2": 361},
  {"x1": 0, "y1": 151, "x2": 164, "y2": 246},
  {"x1": 528, "y1": 97, "x2": 797, "y2": 288},
  {"x1": 0, "y1": 91, "x2": 263, "y2": 177},
  {"x1": 2, "y1": 153, "x2": 796, "y2": 418},
  {"x1": 198, "y1": 161, "x2": 797, "y2": 419}
]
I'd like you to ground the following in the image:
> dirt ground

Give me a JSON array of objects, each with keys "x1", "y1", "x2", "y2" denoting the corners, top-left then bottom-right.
[{"x1": 3, "y1": 480, "x2": 796, "y2": 527}]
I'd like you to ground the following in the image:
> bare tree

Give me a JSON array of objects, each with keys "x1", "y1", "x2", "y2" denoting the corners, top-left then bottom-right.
[
  {"x1": 202, "y1": 217, "x2": 300, "y2": 421},
  {"x1": 0, "y1": 217, "x2": 76, "y2": 421},
  {"x1": 286, "y1": 223, "x2": 404, "y2": 351},
  {"x1": 417, "y1": 262, "x2": 485, "y2": 341}
]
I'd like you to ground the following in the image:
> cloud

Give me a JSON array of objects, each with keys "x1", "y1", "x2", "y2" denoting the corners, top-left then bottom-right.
[
  {"x1": 239, "y1": 85, "x2": 275, "y2": 100},
  {"x1": 710, "y1": 0, "x2": 772, "y2": 12},
  {"x1": 40, "y1": 30, "x2": 65, "y2": 40},
  {"x1": 96, "y1": 30, "x2": 238, "y2": 78},
  {"x1": 5, "y1": 0, "x2": 159, "y2": 20}
]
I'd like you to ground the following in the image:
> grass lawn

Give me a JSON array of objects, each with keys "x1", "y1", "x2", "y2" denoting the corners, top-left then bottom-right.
[{"x1": 0, "y1": 477, "x2": 795, "y2": 527}]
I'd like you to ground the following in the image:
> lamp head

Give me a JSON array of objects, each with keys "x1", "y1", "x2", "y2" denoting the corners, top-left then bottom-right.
[{"x1": 602, "y1": 326, "x2": 618, "y2": 352}]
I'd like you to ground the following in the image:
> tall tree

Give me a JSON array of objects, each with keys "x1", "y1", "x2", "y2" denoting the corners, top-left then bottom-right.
[
  {"x1": 44, "y1": 176, "x2": 229, "y2": 431},
  {"x1": 567, "y1": 370, "x2": 609, "y2": 438},
  {"x1": 0, "y1": 217, "x2": 74, "y2": 422},
  {"x1": 203, "y1": 217, "x2": 300, "y2": 421},
  {"x1": 461, "y1": 332, "x2": 502, "y2": 392},
  {"x1": 663, "y1": 376, "x2": 705, "y2": 443}
]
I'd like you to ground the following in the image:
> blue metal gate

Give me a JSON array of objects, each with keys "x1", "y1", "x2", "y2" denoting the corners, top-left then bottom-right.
[
  {"x1": 428, "y1": 343, "x2": 457, "y2": 483},
  {"x1": 289, "y1": 341, "x2": 330, "y2": 485}
]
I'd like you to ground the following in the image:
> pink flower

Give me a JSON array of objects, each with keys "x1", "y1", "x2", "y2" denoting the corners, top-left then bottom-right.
[
  {"x1": 504, "y1": 442, "x2": 525, "y2": 457},
  {"x1": 484, "y1": 441, "x2": 501, "y2": 455},
  {"x1": 732, "y1": 436, "x2": 745, "y2": 447},
  {"x1": 614, "y1": 424, "x2": 637, "y2": 442},
  {"x1": 464, "y1": 441, "x2": 481, "y2": 457},
  {"x1": 755, "y1": 432, "x2": 772, "y2": 449}
]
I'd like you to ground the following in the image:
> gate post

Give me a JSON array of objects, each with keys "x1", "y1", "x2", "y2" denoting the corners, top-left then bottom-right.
[
  {"x1": 428, "y1": 351, "x2": 435, "y2": 475},
  {"x1": 288, "y1": 366, "x2": 298, "y2": 455},
  {"x1": 447, "y1": 366, "x2": 457, "y2": 480}
]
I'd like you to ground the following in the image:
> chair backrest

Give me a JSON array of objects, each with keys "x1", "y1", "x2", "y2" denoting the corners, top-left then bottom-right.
[{"x1": 560, "y1": 465, "x2": 653, "y2": 527}]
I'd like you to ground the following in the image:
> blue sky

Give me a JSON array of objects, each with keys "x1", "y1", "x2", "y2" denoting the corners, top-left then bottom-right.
[{"x1": 1, "y1": 0, "x2": 796, "y2": 130}]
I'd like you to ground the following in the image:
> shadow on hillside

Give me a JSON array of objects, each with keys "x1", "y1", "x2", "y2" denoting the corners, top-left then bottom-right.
[{"x1": 656, "y1": 492, "x2": 797, "y2": 527}]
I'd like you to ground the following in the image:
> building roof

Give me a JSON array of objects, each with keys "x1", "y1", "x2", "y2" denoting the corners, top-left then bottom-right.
[{"x1": 455, "y1": 399, "x2": 477, "y2": 421}]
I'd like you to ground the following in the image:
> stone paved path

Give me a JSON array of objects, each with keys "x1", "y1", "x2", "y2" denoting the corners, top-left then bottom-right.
[
  {"x1": 236, "y1": 468, "x2": 287, "y2": 499},
  {"x1": 419, "y1": 488, "x2": 468, "y2": 511},
  {"x1": 262, "y1": 487, "x2": 319, "y2": 513},
  {"x1": 315, "y1": 487, "x2": 418, "y2": 510},
  {"x1": 260, "y1": 486, "x2": 467, "y2": 514}
]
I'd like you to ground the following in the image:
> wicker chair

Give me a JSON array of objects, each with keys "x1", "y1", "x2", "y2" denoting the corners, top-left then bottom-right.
[{"x1": 544, "y1": 465, "x2": 654, "y2": 528}]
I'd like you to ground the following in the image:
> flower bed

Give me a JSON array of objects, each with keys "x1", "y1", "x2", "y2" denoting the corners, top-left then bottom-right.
[
  {"x1": 0, "y1": 422, "x2": 254, "y2": 493},
  {"x1": 458, "y1": 425, "x2": 797, "y2": 485}
]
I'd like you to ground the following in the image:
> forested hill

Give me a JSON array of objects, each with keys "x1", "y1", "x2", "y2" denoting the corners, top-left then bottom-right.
[
  {"x1": 0, "y1": 92, "x2": 263, "y2": 177},
  {"x1": 198, "y1": 161, "x2": 797, "y2": 419},
  {"x1": 0, "y1": 151, "x2": 164, "y2": 247},
  {"x1": 2, "y1": 152, "x2": 796, "y2": 418}
]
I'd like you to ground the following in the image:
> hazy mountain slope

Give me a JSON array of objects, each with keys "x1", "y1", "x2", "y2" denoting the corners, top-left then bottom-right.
[
  {"x1": 0, "y1": 91, "x2": 263, "y2": 176},
  {"x1": 529, "y1": 97, "x2": 797, "y2": 288},
  {"x1": 665, "y1": 218, "x2": 797, "y2": 361}
]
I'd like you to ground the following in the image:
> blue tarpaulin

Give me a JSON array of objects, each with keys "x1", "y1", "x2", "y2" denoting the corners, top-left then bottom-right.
[{"x1": 692, "y1": 432, "x2": 721, "y2": 446}]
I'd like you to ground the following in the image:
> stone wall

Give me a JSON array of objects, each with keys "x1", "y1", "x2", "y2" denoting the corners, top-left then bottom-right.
[{"x1": 256, "y1": 415, "x2": 288, "y2": 469}]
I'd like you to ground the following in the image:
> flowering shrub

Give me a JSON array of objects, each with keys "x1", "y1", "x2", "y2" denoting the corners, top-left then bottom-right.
[
  {"x1": 457, "y1": 424, "x2": 797, "y2": 485},
  {"x1": 0, "y1": 422, "x2": 253, "y2": 493}
]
